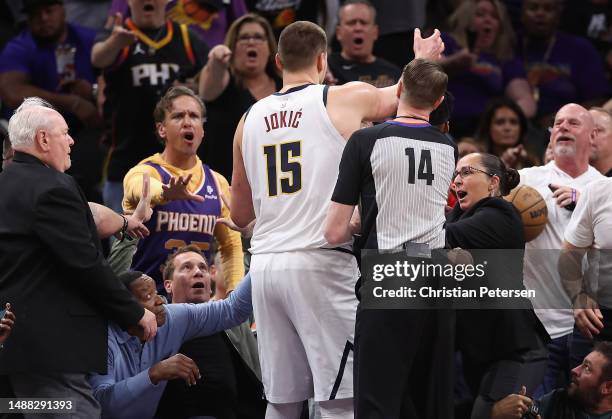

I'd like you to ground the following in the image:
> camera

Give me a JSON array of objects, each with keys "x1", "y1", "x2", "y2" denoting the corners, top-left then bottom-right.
[{"x1": 522, "y1": 404, "x2": 539, "y2": 419}]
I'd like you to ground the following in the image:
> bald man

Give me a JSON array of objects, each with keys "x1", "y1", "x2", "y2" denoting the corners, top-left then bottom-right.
[
  {"x1": 519, "y1": 103, "x2": 606, "y2": 398},
  {"x1": 589, "y1": 107, "x2": 612, "y2": 177}
]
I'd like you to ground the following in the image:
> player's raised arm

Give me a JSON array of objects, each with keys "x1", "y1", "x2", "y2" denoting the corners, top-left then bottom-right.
[{"x1": 327, "y1": 29, "x2": 445, "y2": 138}]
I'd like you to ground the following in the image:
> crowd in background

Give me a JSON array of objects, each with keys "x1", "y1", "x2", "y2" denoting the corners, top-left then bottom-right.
[{"x1": 1, "y1": 0, "x2": 612, "y2": 418}]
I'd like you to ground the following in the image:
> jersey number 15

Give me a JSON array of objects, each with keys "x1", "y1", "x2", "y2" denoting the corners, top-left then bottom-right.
[{"x1": 263, "y1": 141, "x2": 302, "y2": 197}]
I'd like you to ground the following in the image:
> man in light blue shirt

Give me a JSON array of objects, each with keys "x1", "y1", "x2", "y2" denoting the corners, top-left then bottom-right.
[{"x1": 88, "y1": 264, "x2": 252, "y2": 419}]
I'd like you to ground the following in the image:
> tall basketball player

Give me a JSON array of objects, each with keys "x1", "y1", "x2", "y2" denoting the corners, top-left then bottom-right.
[{"x1": 231, "y1": 21, "x2": 444, "y2": 419}]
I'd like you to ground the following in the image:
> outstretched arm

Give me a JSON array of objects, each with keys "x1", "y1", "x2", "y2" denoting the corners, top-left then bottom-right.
[
  {"x1": 181, "y1": 273, "x2": 253, "y2": 342},
  {"x1": 91, "y1": 13, "x2": 137, "y2": 68},
  {"x1": 89, "y1": 173, "x2": 152, "y2": 239},
  {"x1": 328, "y1": 29, "x2": 445, "y2": 138},
  {"x1": 199, "y1": 45, "x2": 232, "y2": 101},
  {"x1": 123, "y1": 166, "x2": 204, "y2": 214},
  {"x1": 360, "y1": 28, "x2": 445, "y2": 122}
]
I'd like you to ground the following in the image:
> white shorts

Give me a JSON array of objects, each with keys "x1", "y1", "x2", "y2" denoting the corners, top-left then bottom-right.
[{"x1": 250, "y1": 249, "x2": 359, "y2": 403}]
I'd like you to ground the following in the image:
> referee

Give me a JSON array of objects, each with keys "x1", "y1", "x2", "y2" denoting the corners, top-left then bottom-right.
[{"x1": 325, "y1": 58, "x2": 457, "y2": 418}]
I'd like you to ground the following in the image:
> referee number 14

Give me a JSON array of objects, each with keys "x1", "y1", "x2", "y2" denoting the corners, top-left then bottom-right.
[{"x1": 405, "y1": 147, "x2": 434, "y2": 185}]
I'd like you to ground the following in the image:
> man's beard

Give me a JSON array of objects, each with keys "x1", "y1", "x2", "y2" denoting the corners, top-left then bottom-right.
[
  {"x1": 568, "y1": 381, "x2": 604, "y2": 410},
  {"x1": 554, "y1": 143, "x2": 577, "y2": 158}
]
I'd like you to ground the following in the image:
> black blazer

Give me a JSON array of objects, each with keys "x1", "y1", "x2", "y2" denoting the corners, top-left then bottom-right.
[
  {"x1": 0, "y1": 152, "x2": 143, "y2": 374},
  {"x1": 445, "y1": 197, "x2": 550, "y2": 367}
]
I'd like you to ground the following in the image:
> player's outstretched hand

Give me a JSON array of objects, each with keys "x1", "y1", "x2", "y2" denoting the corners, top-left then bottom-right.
[
  {"x1": 413, "y1": 28, "x2": 445, "y2": 61},
  {"x1": 162, "y1": 174, "x2": 205, "y2": 203}
]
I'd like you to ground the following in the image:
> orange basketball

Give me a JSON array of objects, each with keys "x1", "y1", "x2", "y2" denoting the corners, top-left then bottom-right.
[{"x1": 504, "y1": 185, "x2": 548, "y2": 242}]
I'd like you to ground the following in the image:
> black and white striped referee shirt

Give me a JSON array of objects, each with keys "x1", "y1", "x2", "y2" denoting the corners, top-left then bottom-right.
[{"x1": 331, "y1": 121, "x2": 457, "y2": 250}]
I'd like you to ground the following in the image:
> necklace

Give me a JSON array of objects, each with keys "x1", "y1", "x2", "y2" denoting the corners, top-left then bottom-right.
[
  {"x1": 126, "y1": 19, "x2": 173, "y2": 56},
  {"x1": 395, "y1": 114, "x2": 430, "y2": 123}
]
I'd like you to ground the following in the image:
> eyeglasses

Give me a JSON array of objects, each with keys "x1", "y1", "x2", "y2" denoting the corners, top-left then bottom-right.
[
  {"x1": 237, "y1": 34, "x2": 266, "y2": 44},
  {"x1": 452, "y1": 166, "x2": 495, "y2": 179}
]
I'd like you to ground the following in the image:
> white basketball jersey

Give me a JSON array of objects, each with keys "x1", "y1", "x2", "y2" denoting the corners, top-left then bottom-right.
[{"x1": 242, "y1": 84, "x2": 345, "y2": 254}]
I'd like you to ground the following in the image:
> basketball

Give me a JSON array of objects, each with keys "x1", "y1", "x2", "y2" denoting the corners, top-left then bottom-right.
[{"x1": 504, "y1": 185, "x2": 548, "y2": 242}]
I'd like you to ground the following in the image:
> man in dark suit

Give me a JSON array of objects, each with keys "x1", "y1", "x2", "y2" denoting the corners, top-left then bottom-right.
[{"x1": 0, "y1": 97, "x2": 158, "y2": 418}]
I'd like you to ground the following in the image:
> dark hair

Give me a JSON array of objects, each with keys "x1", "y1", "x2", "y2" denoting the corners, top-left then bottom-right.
[
  {"x1": 401, "y1": 59, "x2": 448, "y2": 110},
  {"x1": 224, "y1": 13, "x2": 278, "y2": 81},
  {"x1": 162, "y1": 244, "x2": 206, "y2": 282},
  {"x1": 118, "y1": 270, "x2": 145, "y2": 289},
  {"x1": 475, "y1": 97, "x2": 528, "y2": 153},
  {"x1": 153, "y1": 86, "x2": 205, "y2": 125},
  {"x1": 430, "y1": 90, "x2": 455, "y2": 127},
  {"x1": 338, "y1": 0, "x2": 377, "y2": 22},
  {"x1": 278, "y1": 21, "x2": 327, "y2": 72},
  {"x1": 478, "y1": 152, "x2": 520, "y2": 196},
  {"x1": 23, "y1": 0, "x2": 63, "y2": 15},
  {"x1": 595, "y1": 341, "x2": 612, "y2": 382}
]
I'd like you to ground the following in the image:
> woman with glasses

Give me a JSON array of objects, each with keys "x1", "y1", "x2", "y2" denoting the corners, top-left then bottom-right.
[
  {"x1": 445, "y1": 152, "x2": 550, "y2": 419},
  {"x1": 198, "y1": 14, "x2": 281, "y2": 181}
]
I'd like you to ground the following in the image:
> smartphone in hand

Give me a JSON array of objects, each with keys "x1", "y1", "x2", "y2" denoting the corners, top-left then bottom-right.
[{"x1": 548, "y1": 184, "x2": 576, "y2": 211}]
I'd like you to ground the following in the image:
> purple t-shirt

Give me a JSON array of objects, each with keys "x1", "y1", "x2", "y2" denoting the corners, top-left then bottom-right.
[
  {"x1": 132, "y1": 161, "x2": 222, "y2": 294},
  {"x1": 109, "y1": 0, "x2": 247, "y2": 47},
  {"x1": 442, "y1": 32, "x2": 526, "y2": 121},
  {"x1": 0, "y1": 23, "x2": 96, "y2": 116},
  {"x1": 518, "y1": 31, "x2": 611, "y2": 117}
]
